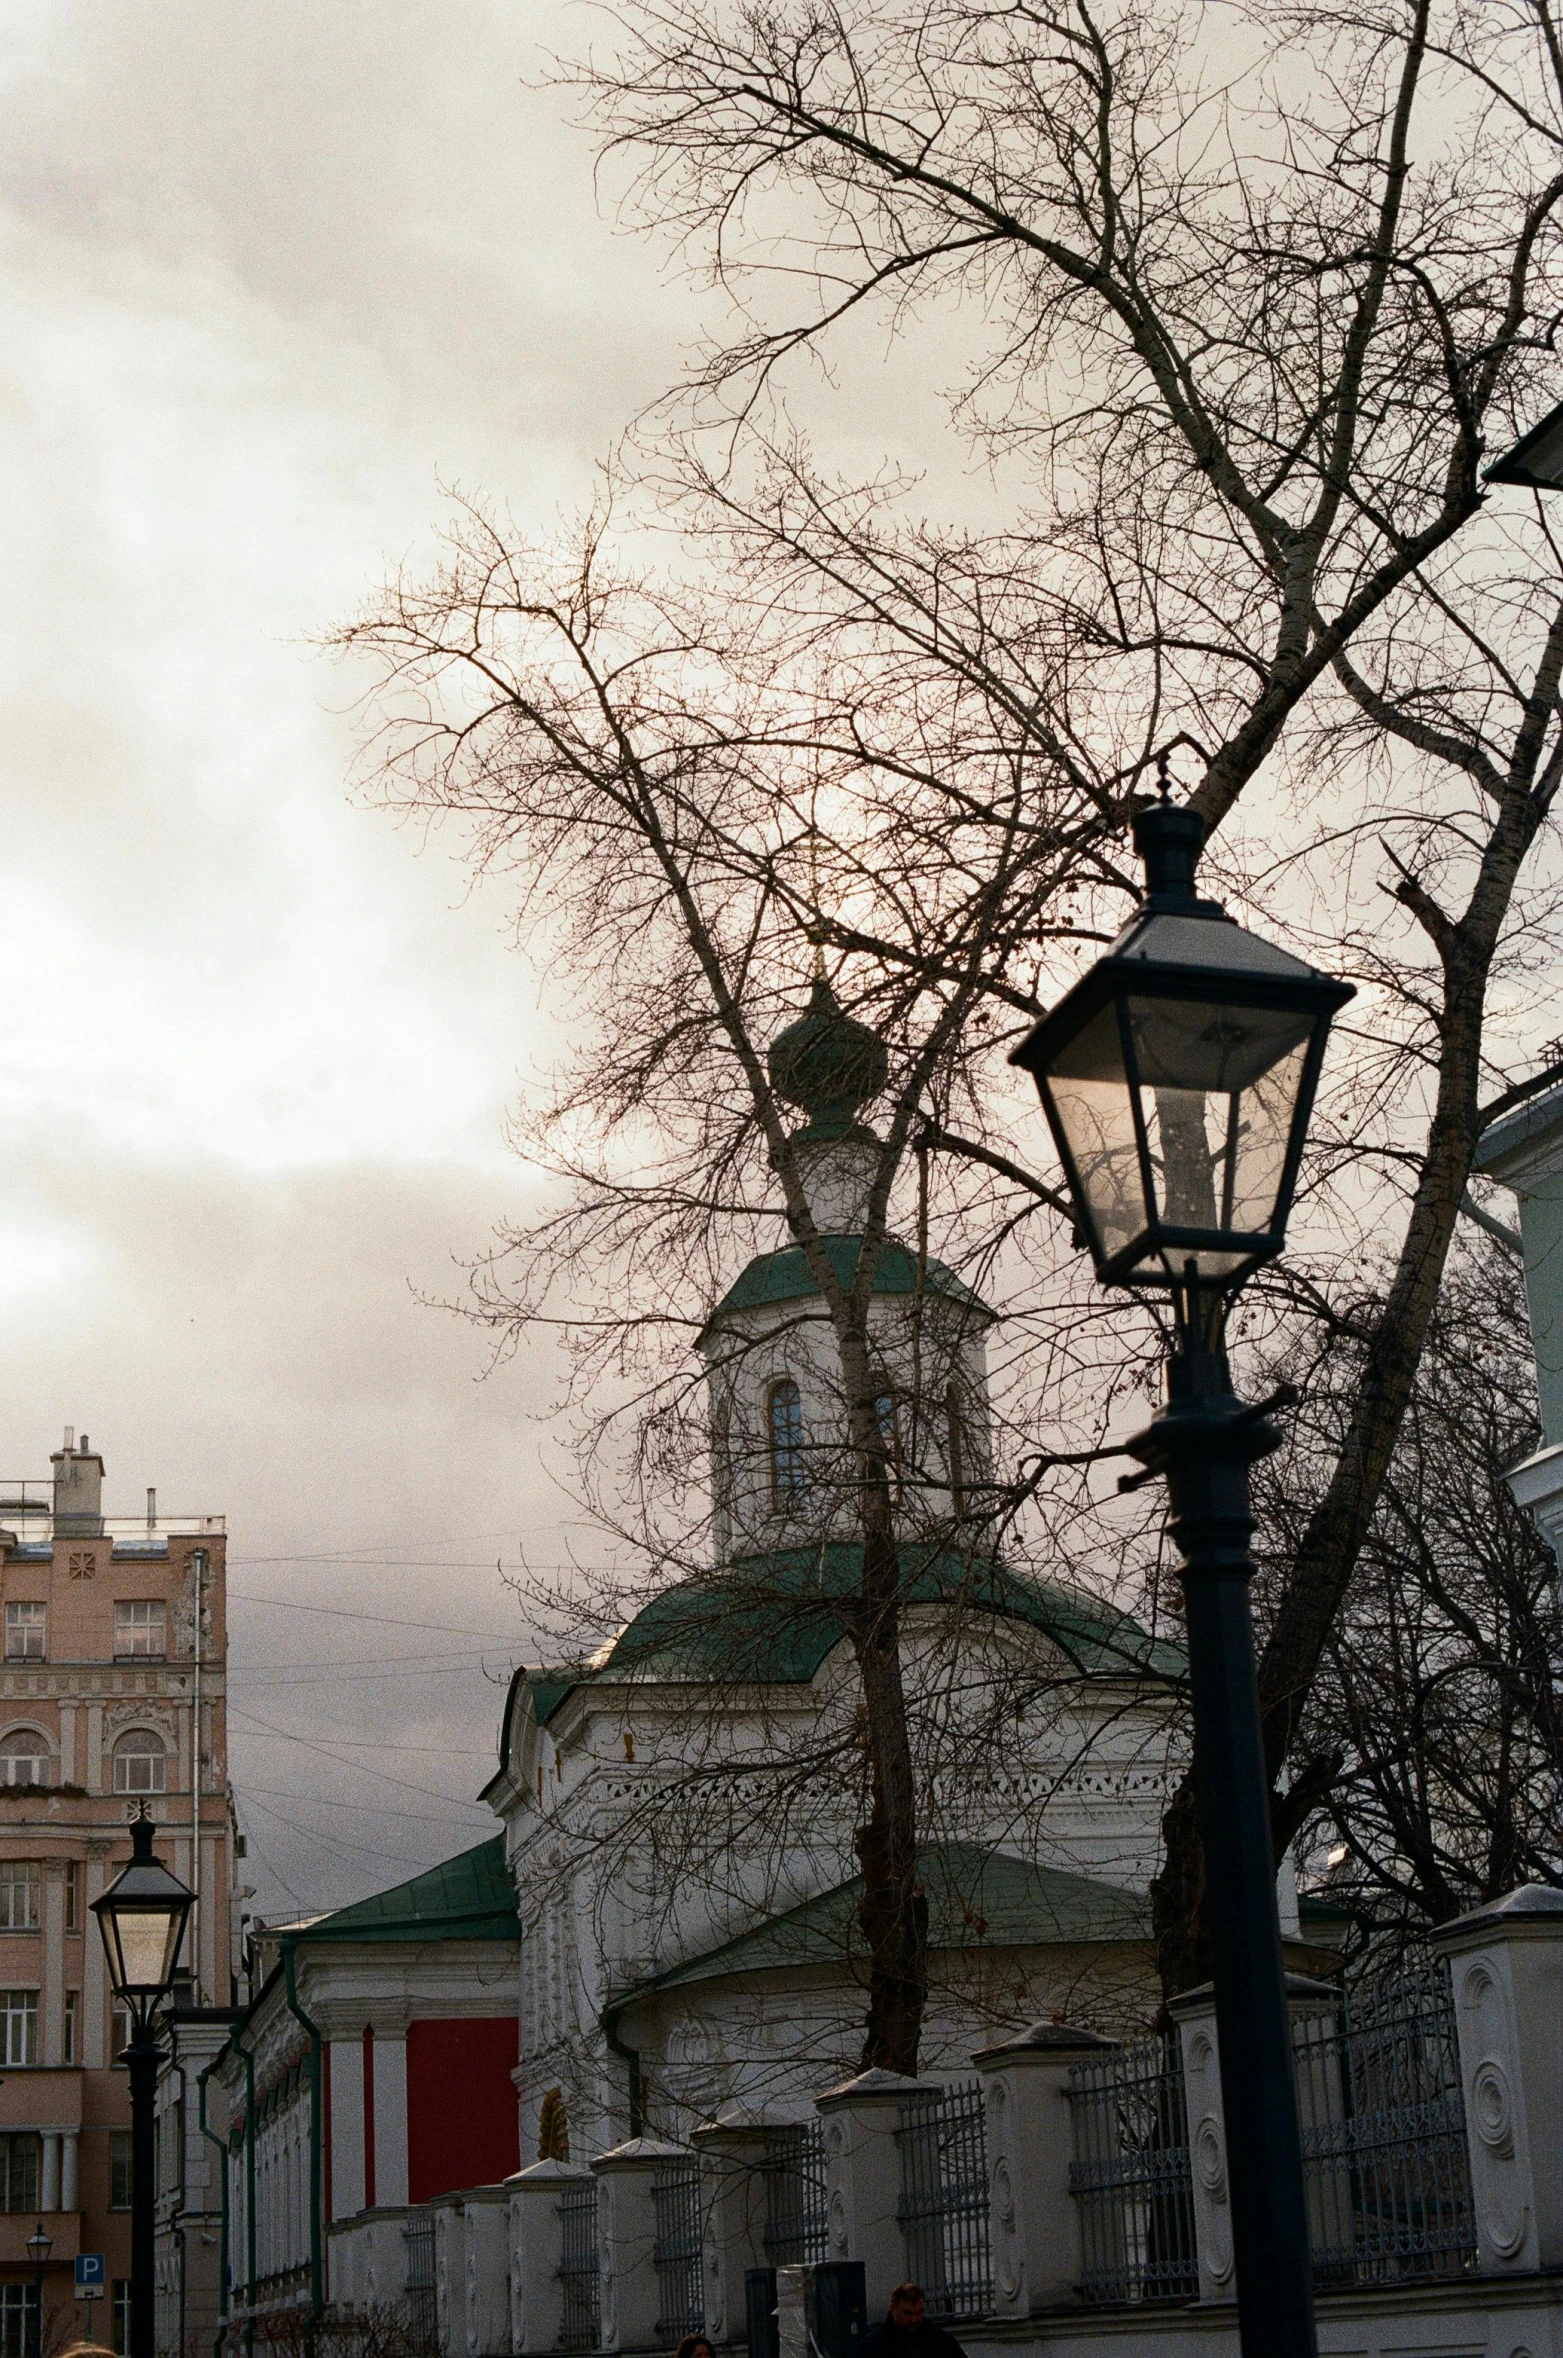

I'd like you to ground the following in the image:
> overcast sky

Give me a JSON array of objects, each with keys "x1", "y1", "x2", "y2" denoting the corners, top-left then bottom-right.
[{"x1": 0, "y1": 0, "x2": 757, "y2": 1918}]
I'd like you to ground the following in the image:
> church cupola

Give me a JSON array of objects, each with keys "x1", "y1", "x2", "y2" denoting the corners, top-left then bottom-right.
[{"x1": 768, "y1": 974, "x2": 888, "y2": 1234}]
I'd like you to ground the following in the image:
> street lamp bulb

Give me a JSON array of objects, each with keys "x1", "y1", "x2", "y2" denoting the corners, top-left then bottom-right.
[
  {"x1": 91, "y1": 1811, "x2": 195, "y2": 2008},
  {"x1": 26, "y1": 2226, "x2": 51, "y2": 2265}
]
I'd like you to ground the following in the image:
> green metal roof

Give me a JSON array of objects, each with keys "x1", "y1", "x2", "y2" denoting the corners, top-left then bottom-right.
[
  {"x1": 513, "y1": 1546, "x2": 1182, "y2": 1732},
  {"x1": 618, "y1": 1841, "x2": 1148, "y2": 2001},
  {"x1": 700, "y1": 1234, "x2": 992, "y2": 1346},
  {"x1": 285, "y1": 1836, "x2": 520, "y2": 1947}
]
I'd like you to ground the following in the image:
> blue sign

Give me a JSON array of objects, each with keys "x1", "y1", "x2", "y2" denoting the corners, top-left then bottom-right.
[{"x1": 74, "y1": 2255, "x2": 105, "y2": 2295}]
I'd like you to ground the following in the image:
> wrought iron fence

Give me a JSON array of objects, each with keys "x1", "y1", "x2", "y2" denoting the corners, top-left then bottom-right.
[
  {"x1": 558, "y1": 2177, "x2": 601, "y2": 2351},
  {"x1": 403, "y1": 2212, "x2": 436, "y2": 2342},
  {"x1": 763, "y1": 2122, "x2": 829, "y2": 2266},
  {"x1": 653, "y1": 2158, "x2": 706, "y2": 2340},
  {"x1": 1068, "y1": 2032, "x2": 1198, "y2": 2305},
  {"x1": 895, "y1": 2080, "x2": 993, "y2": 2321},
  {"x1": 1294, "y1": 1964, "x2": 1476, "y2": 2285}
]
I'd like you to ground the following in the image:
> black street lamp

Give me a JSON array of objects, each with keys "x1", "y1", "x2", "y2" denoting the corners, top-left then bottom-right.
[
  {"x1": 92, "y1": 1810, "x2": 194, "y2": 2358},
  {"x1": 1485, "y1": 397, "x2": 1563, "y2": 491},
  {"x1": 26, "y1": 2221, "x2": 50, "y2": 2358},
  {"x1": 1010, "y1": 795, "x2": 1355, "y2": 2358}
]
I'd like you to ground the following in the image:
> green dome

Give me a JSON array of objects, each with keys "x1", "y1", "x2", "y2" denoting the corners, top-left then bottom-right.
[{"x1": 768, "y1": 977, "x2": 888, "y2": 1140}]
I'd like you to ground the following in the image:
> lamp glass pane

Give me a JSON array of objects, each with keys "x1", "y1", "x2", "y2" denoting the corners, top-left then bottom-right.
[
  {"x1": 1124, "y1": 996, "x2": 1313, "y2": 1276},
  {"x1": 1042, "y1": 1002, "x2": 1149, "y2": 1264},
  {"x1": 111, "y1": 1905, "x2": 182, "y2": 1995}
]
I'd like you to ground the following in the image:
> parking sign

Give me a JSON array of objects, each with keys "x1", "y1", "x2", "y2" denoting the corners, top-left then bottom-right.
[{"x1": 74, "y1": 2255, "x2": 105, "y2": 2296}]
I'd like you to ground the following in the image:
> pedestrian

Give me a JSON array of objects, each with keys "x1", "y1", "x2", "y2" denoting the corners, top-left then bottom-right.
[
  {"x1": 855, "y1": 2283, "x2": 968, "y2": 2358},
  {"x1": 674, "y1": 2335, "x2": 715, "y2": 2358}
]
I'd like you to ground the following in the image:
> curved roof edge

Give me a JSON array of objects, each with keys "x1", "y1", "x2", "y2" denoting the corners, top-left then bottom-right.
[
  {"x1": 493, "y1": 1547, "x2": 1184, "y2": 1750},
  {"x1": 699, "y1": 1233, "x2": 994, "y2": 1349}
]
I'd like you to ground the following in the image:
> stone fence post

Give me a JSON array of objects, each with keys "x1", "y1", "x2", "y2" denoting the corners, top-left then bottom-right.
[
  {"x1": 1170, "y1": 1976, "x2": 1336, "y2": 2304},
  {"x1": 691, "y1": 2117, "x2": 772, "y2": 2348},
  {"x1": 1433, "y1": 1883, "x2": 1563, "y2": 2274},
  {"x1": 460, "y1": 2185, "x2": 513, "y2": 2358},
  {"x1": 593, "y1": 2135, "x2": 689, "y2": 2352},
  {"x1": 814, "y1": 2068, "x2": 939, "y2": 2321},
  {"x1": 433, "y1": 2191, "x2": 467, "y2": 2358},
  {"x1": 510, "y1": 2160, "x2": 593, "y2": 2355},
  {"x1": 971, "y1": 2024, "x2": 1112, "y2": 2313}
]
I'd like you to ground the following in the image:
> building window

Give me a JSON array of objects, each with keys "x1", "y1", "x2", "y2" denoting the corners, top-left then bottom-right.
[
  {"x1": 113, "y1": 1601, "x2": 166, "y2": 1661},
  {"x1": 872, "y1": 1381, "x2": 902, "y2": 1499},
  {"x1": 0, "y1": 2134, "x2": 39, "y2": 2214},
  {"x1": 0, "y1": 1865, "x2": 39, "y2": 1932},
  {"x1": 111, "y1": 2002, "x2": 132, "y2": 2064},
  {"x1": 63, "y1": 1990, "x2": 78, "y2": 2065},
  {"x1": 0, "y1": 1733, "x2": 50, "y2": 1790},
  {"x1": 112, "y1": 1730, "x2": 167, "y2": 1795},
  {"x1": 109, "y1": 2129, "x2": 133, "y2": 2209},
  {"x1": 113, "y1": 2282, "x2": 130, "y2": 2356},
  {"x1": 3, "y1": 1605, "x2": 44, "y2": 1663},
  {"x1": 947, "y1": 1380, "x2": 969, "y2": 1518},
  {"x1": 768, "y1": 1378, "x2": 805, "y2": 1507},
  {"x1": 64, "y1": 1861, "x2": 78, "y2": 1931},
  {"x1": 0, "y1": 2282, "x2": 37, "y2": 2358},
  {"x1": 0, "y1": 1992, "x2": 38, "y2": 2067}
]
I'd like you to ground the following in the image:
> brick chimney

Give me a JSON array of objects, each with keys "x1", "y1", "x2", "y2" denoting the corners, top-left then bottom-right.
[{"x1": 52, "y1": 1429, "x2": 104, "y2": 1538}]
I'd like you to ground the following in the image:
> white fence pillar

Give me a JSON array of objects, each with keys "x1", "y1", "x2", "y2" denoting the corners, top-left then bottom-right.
[
  {"x1": 461, "y1": 2185, "x2": 512, "y2": 2357},
  {"x1": 972, "y1": 2024, "x2": 1112, "y2": 2314},
  {"x1": 433, "y1": 2192, "x2": 468, "y2": 2358},
  {"x1": 510, "y1": 2160, "x2": 593, "y2": 2356},
  {"x1": 1434, "y1": 1882, "x2": 1563, "y2": 2273},
  {"x1": 815, "y1": 2068, "x2": 939, "y2": 2322},
  {"x1": 1170, "y1": 1976, "x2": 1336, "y2": 2304},
  {"x1": 691, "y1": 2119, "x2": 771, "y2": 2347},
  {"x1": 593, "y1": 2135, "x2": 688, "y2": 2353}
]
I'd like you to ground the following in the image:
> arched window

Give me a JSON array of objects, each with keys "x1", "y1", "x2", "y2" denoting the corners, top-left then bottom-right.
[
  {"x1": 768, "y1": 1378, "x2": 805, "y2": 1508},
  {"x1": 872, "y1": 1379, "x2": 902, "y2": 1500},
  {"x1": 112, "y1": 1730, "x2": 166, "y2": 1796},
  {"x1": 947, "y1": 1380, "x2": 969, "y2": 1518},
  {"x1": 0, "y1": 1732, "x2": 50, "y2": 1789}
]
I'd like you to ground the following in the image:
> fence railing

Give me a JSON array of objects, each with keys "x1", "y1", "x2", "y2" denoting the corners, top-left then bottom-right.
[
  {"x1": 1068, "y1": 2032, "x2": 1198, "y2": 2305},
  {"x1": 558, "y1": 2179, "x2": 601, "y2": 2352},
  {"x1": 403, "y1": 2214, "x2": 436, "y2": 2342},
  {"x1": 1295, "y1": 1965, "x2": 1476, "y2": 2286},
  {"x1": 653, "y1": 2159, "x2": 705, "y2": 2340},
  {"x1": 762, "y1": 2123, "x2": 829, "y2": 2267},
  {"x1": 896, "y1": 2081, "x2": 992, "y2": 2322}
]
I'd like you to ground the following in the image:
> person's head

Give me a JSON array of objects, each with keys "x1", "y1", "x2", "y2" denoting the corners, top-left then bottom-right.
[
  {"x1": 674, "y1": 2335, "x2": 714, "y2": 2358},
  {"x1": 888, "y1": 2285, "x2": 926, "y2": 2331}
]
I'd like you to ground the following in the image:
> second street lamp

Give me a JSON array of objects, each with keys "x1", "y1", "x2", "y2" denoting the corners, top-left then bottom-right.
[
  {"x1": 26, "y1": 2221, "x2": 50, "y2": 2358},
  {"x1": 1010, "y1": 793, "x2": 1355, "y2": 2358},
  {"x1": 92, "y1": 1808, "x2": 195, "y2": 2358}
]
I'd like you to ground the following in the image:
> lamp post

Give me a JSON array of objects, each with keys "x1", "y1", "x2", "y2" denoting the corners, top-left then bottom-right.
[
  {"x1": 1009, "y1": 794, "x2": 1355, "y2": 2358},
  {"x1": 26, "y1": 2221, "x2": 50, "y2": 2358},
  {"x1": 92, "y1": 1809, "x2": 194, "y2": 2358}
]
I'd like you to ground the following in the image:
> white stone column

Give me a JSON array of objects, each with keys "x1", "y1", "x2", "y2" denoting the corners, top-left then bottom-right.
[
  {"x1": 85, "y1": 1703, "x2": 103, "y2": 1794},
  {"x1": 329, "y1": 2038, "x2": 366, "y2": 2221},
  {"x1": 374, "y1": 2030, "x2": 410, "y2": 2207},
  {"x1": 41, "y1": 1861, "x2": 66, "y2": 2067},
  {"x1": 1433, "y1": 1882, "x2": 1563, "y2": 2273},
  {"x1": 461, "y1": 2185, "x2": 511, "y2": 2358},
  {"x1": 83, "y1": 1845, "x2": 109, "y2": 2070},
  {"x1": 691, "y1": 2119, "x2": 769, "y2": 2348},
  {"x1": 434, "y1": 2192, "x2": 466, "y2": 2358},
  {"x1": 61, "y1": 2131, "x2": 78, "y2": 2214},
  {"x1": 1171, "y1": 1976, "x2": 1337, "y2": 2303},
  {"x1": 58, "y1": 1705, "x2": 76, "y2": 1788},
  {"x1": 815, "y1": 2068, "x2": 939, "y2": 2321},
  {"x1": 972, "y1": 2023, "x2": 1114, "y2": 2313},
  {"x1": 510, "y1": 2161, "x2": 592, "y2": 2355},
  {"x1": 41, "y1": 2132, "x2": 60, "y2": 2213},
  {"x1": 592, "y1": 2136, "x2": 688, "y2": 2353}
]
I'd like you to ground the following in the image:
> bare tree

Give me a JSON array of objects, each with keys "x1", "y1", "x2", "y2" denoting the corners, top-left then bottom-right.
[
  {"x1": 1257, "y1": 1239, "x2": 1563, "y2": 1956},
  {"x1": 550, "y1": 0, "x2": 1563, "y2": 1991}
]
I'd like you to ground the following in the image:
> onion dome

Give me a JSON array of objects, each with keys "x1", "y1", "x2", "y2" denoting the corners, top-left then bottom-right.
[{"x1": 768, "y1": 976, "x2": 889, "y2": 1141}]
